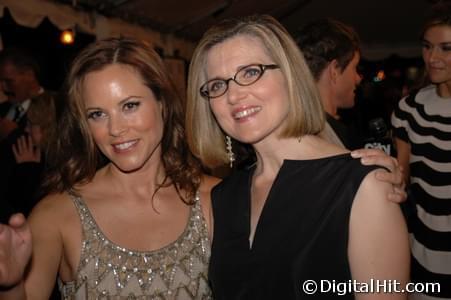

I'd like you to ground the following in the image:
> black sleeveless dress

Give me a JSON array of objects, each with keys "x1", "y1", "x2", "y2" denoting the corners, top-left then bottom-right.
[{"x1": 209, "y1": 154, "x2": 378, "y2": 299}]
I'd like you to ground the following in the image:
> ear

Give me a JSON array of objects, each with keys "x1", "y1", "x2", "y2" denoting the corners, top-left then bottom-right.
[
  {"x1": 317, "y1": 61, "x2": 334, "y2": 89},
  {"x1": 328, "y1": 59, "x2": 340, "y2": 84}
]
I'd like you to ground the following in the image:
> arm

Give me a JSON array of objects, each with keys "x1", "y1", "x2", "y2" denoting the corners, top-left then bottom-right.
[
  {"x1": 348, "y1": 170, "x2": 410, "y2": 300},
  {"x1": 394, "y1": 138, "x2": 410, "y2": 184},
  {"x1": 0, "y1": 196, "x2": 65, "y2": 299},
  {"x1": 351, "y1": 149, "x2": 406, "y2": 203}
]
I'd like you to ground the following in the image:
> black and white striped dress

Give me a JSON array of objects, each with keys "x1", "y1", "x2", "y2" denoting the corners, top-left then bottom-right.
[{"x1": 392, "y1": 85, "x2": 451, "y2": 300}]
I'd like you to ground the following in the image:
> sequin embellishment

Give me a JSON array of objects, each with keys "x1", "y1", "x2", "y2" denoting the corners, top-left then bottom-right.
[{"x1": 59, "y1": 192, "x2": 212, "y2": 299}]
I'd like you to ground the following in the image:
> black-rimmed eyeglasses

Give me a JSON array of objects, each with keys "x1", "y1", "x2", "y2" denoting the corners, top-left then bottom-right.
[{"x1": 200, "y1": 64, "x2": 279, "y2": 99}]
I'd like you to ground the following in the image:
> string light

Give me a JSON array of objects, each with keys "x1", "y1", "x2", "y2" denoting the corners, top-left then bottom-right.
[
  {"x1": 60, "y1": 29, "x2": 75, "y2": 45},
  {"x1": 373, "y1": 70, "x2": 386, "y2": 82}
]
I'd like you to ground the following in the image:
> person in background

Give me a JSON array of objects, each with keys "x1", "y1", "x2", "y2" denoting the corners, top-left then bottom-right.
[
  {"x1": 391, "y1": 3, "x2": 451, "y2": 299},
  {"x1": 186, "y1": 14, "x2": 409, "y2": 299},
  {"x1": 0, "y1": 48, "x2": 51, "y2": 141},
  {"x1": 0, "y1": 37, "x2": 216, "y2": 299},
  {"x1": 0, "y1": 94, "x2": 56, "y2": 216},
  {"x1": 0, "y1": 79, "x2": 7, "y2": 104},
  {"x1": 0, "y1": 48, "x2": 57, "y2": 210},
  {"x1": 296, "y1": 18, "x2": 363, "y2": 150}
]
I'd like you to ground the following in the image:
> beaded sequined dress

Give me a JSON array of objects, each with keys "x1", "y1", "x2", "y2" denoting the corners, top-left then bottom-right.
[{"x1": 59, "y1": 192, "x2": 212, "y2": 299}]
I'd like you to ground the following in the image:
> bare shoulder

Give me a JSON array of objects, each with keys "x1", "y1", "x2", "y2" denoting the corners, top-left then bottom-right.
[
  {"x1": 348, "y1": 169, "x2": 410, "y2": 290},
  {"x1": 354, "y1": 169, "x2": 393, "y2": 207},
  {"x1": 29, "y1": 192, "x2": 74, "y2": 220},
  {"x1": 22, "y1": 192, "x2": 82, "y2": 297},
  {"x1": 28, "y1": 192, "x2": 78, "y2": 234},
  {"x1": 350, "y1": 168, "x2": 407, "y2": 237}
]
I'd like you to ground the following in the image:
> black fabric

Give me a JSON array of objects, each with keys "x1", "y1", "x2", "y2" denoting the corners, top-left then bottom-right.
[
  {"x1": 326, "y1": 114, "x2": 363, "y2": 150},
  {"x1": 0, "y1": 90, "x2": 57, "y2": 215},
  {"x1": 0, "y1": 197, "x2": 15, "y2": 224},
  {"x1": 1, "y1": 161, "x2": 45, "y2": 216},
  {"x1": 411, "y1": 257, "x2": 451, "y2": 298},
  {"x1": 0, "y1": 101, "x2": 12, "y2": 118},
  {"x1": 391, "y1": 86, "x2": 451, "y2": 299},
  {"x1": 391, "y1": 90, "x2": 418, "y2": 144},
  {"x1": 209, "y1": 154, "x2": 377, "y2": 299}
]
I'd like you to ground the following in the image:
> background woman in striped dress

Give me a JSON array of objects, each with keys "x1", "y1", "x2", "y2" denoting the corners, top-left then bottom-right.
[{"x1": 391, "y1": 2, "x2": 451, "y2": 299}]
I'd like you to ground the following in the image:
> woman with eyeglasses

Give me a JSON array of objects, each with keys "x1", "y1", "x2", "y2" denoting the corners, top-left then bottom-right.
[{"x1": 186, "y1": 15, "x2": 409, "y2": 299}]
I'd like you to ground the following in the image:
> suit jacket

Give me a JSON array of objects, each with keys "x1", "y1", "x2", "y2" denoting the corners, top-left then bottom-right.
[
  {"x1": 0, "y1": 101, "x2": 12, "y2": 118},
  {"x1": 0, "y1": 90, "x2": 57, "y2": 213}
]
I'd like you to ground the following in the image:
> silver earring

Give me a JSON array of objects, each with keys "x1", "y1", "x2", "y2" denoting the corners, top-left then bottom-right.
[{"x1": 226, "y1": 135, "x2": 235, "y2": 168}]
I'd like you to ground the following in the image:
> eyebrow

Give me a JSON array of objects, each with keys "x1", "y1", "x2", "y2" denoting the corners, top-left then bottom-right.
[
  {"x1": 422, "y1": 38, "x2": 451, "y2": 46},
  {"x1": 207, "y1": 63, "x2": 262, "y2": 80},
  {"x1": 117, "y1": 95, "x2": 143, "y2": 105},
  {"x1": 85, "y1": 95, "x2": 143, "y2": 111}
]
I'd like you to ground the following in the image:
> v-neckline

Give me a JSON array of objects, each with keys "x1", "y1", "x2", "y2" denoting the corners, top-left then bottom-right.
[
  {"x1": 246, "y1": 161, "x2": 287, "y2": 250},
  {"x1": 244, "y1": 154, "x2": 352, "y2": 250}
]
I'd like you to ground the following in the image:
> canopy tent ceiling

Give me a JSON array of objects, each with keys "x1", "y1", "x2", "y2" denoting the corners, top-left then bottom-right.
[
  {"x1": 0, "y1": 0, "x2": 197, "y2": 59},
  {"x1": 53, "y1": 0, "x2": 312, "y2": 40},
  {"x1": 0, "y1": 0, "x2": 442, "y2": 60},
  {"x1": 50, "y1": 0, "x2": 439, "y2": 60}
]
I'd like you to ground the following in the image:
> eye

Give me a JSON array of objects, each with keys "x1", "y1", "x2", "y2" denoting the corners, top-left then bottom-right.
[
  {"x1": 87, "y1": 110, "x2": 105, "y2": 120},
  {"x1": 421, "y1": 42, "x2": 431, "y2": 50},
  {"x1": 209, "y1": 80, "x2": 226, "y2": 92},
  {"x1": 241, "y1": 65, "x2": 262, "y2": 79},
  {"x1": 441, "y1": 44, "x2": 451, "y2": 51},
  {"x1": 123, "y1": 101, "x2": 140, "y2": 112}
]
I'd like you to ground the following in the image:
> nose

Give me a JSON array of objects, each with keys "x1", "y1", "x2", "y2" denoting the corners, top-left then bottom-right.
[
  {"x1": 226, "y1": 80, "x2": 246, "y2": 105},
  {"x1": 427, "y1": 47, "x2": 441, "y2": 64},
  {"x1": 108, "y1": 114, "x2": 128, "y2": 137}
]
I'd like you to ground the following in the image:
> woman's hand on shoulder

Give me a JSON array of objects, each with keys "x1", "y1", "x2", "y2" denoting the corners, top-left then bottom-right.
[
  {"x1": 351, "y1": 148, "x2": 406, "y2": 203},
  {"x1": 348, "y1": 170, "x2": 409, "y2": 299}
]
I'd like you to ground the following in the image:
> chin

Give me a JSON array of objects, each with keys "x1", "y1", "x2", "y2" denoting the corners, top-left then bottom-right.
[
  {"x1": 116, "y1": 164, "x2": 145, "y2": 173},
  {"x1": 234, "y1": 133, "x2": 267, "y2": 145},
  {"x1": 111, "y1": 158, "x2": 147, "y2": 173},
  {"x1": 430, "y1": 76, "x2": 450, "y2": 85}
]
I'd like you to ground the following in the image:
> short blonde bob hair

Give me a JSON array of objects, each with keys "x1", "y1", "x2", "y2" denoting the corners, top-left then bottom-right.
[{"x1": 186, "y1": 14, "x2": 324, "y2": 168}]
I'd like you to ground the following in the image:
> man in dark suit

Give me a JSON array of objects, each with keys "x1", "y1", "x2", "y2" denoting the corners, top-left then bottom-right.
[
  {"x1": 0, "y1": 48, "x2": 56, "y2": 216},
  {"x1": 0, "y1": 48, "x2": 48, "y2": 141}
]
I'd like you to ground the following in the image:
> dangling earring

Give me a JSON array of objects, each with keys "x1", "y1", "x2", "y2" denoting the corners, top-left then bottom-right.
[{"x1": 226, "y1": 135, "x2": 235, "y2": 168}]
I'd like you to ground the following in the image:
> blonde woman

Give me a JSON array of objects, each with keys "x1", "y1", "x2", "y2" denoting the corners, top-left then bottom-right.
[{"x1": 186, "y1": 15, "x2": 409, "y2": 299}]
